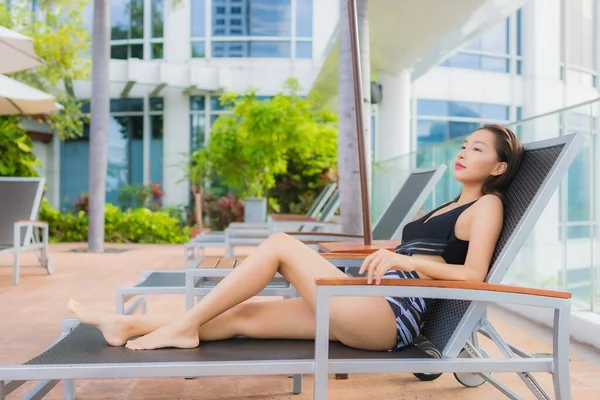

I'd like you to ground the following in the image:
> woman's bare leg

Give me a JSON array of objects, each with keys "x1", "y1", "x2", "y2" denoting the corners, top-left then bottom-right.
[
  {"x1": 69, "y1": 298, "x2": 336, "y2": 346},
  {"x1": 120, "y1": 233, "x2": 397, "y2": 351}
]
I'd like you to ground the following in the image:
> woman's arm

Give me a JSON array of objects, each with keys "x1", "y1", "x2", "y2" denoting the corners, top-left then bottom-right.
[{"x1": 396, "y1": 194, "x2": 504, "y2": 282}]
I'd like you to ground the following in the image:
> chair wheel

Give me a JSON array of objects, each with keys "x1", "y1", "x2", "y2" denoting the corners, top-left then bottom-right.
[
  {"x1": 413, "y1": 373, "x2": 442, "y2": 381},
  {"x1": 453, "y1": 349, "x2": 489, "y2": 387}
]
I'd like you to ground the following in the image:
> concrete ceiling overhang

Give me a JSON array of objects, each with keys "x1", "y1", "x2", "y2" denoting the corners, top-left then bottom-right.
[{"x1": 311, "y1": 0, "x2": 530, "y2": 106}]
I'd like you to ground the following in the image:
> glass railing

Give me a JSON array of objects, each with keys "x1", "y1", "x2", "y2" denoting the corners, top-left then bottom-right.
[{"x1": 371, "y1": 98, "x2": 600, "y2": 313}]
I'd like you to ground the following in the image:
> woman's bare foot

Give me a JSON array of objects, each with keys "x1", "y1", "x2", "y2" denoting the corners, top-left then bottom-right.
[
  {"x1": 68, "y1": 299, "x2": 131, "y2": 347},
  {"x1": 125, "y1": 320, "x2": 200, "y2": 350}
]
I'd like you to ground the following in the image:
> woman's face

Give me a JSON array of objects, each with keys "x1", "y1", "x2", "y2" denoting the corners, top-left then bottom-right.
[{"x1": 453, "y1": 129, "x2": 507, "y2": 185}]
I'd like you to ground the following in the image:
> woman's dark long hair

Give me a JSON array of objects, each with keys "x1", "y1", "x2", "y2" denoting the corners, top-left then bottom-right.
[
  {"x1": 478, "y1": 124, "x2": 524, "y2": 201},
  {"x1": 453, "y1": 124, "x2": 524, "y2": 202}
]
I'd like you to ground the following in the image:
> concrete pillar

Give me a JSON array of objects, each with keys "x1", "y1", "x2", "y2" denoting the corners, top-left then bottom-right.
[
  {"x1": 162, "y1": 90, "x2": 190, "y2": 206},
  {"x1": 375, "y1": 69, "x2": 412, "y2": 162},
  {"x1": 371, "y1": 69, "x2": 412, "y2": 221}
]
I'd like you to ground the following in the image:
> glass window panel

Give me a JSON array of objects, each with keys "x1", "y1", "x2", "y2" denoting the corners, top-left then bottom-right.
[
  {"x1": 150, "y1": 97, "x2": 164, "y2": 111},
  {"x1": 191, "y1": 0, "x2": 206, "y2": 37},
  {"x1": 190, "y1": 96, "x2": 205, "y2": 111},
  {"x1": 516, "y1": 9, "x2": 522, "y2": 56},
  {"x1": 295, "y1": 41, "x2": 312, "y2": 58},
  {"x1": 417, "y1": 100, "x2": 448, "y2": 116},
  {"x1": 296, "y1": 0, "x2": 313, "y2": 38},
  {"x1": 111, "y1": 45, "x2": 128, "y2": 59},
  {"x1": 130, "y1": 0, "x2": 144, "y2": 39},
  {"x1": 150, "y1": 115, "x2": 163, "y2": 184},
  {"x1": 211, "y1": 114, "x2": 220, "y2": 126},
  {"x1": 190, "y1": 114, "x2": 206, "y2": 151},
  {"x1": 111, "y1": 0, "x2": 129, "y2": 40},
  {"x1": 516, "y1": 106, "x2": 523, "y2": 120},
  {"x1": 567, "y1": 149, "x2": 591, "y2": 221},
  {"x1": 250, "y1": 0, "x2": 291, "y2": 36},
  {"x1": 151, "y1": 42, "x2": 163, "y2": 59},
  {"x1": 516, "y1": 59, "x2": 522, "y2": 75},
  {"x1": 481, "y1": 104, "x2": 509, "y2": 120},
  {"x1": 151, "y1": 0, "x2": 164, "y2": 38},
  {"x1": 448, "y1": 121, "x2": 480, "y2": 139},
  {"x1": 480, "y1": 19, "x2": 509, "y2": 54},
  {"x1": 111, "y1": 98, "x2": 144, "y2": 112},
  {"x1": 448, "y1": 101, "x2": 481, "y2": 118},
  {"x1": 210, "y1": 96, "x2": 225, "y2": 111},
  {"x1": 445, "y1": 53, "x2": 480, "y2": 69},
  {"x1": 130, "y1": 44, "x2": 144, "y2": 59},
  {"x1": 129, "y1": 116, "x2": 144, "y2": 186},
  {"x1": 60, "y1": 139, "x2": 90, "y2": 209},
  {"x1": 417, "y1": 119, "x2": 448, "y2": 143},
  {"x1": 107, "y1": 116, "x2": 131, "y2": 203},
  {"x1": 212, "y1": 41, "x2": 249, "y2": 57},
  {"x1": 481, "y1": 56, "x2": 509, "y2": 72},
  {"x1": 250, "y1": 41, "x2": 290, "y2": 57},
  {"x1": 191, "y1": 41, "x2": 206, "y2": 58}
]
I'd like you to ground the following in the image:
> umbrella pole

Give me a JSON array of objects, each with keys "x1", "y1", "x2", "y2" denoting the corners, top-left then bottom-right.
[{"x1": 347, "y1": 0, "x2": 373, "y2": 245}]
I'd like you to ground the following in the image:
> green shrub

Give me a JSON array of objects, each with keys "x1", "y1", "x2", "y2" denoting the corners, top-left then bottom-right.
[{"x1": 40, "y1": 200, "x2": 189, "y2": 244}]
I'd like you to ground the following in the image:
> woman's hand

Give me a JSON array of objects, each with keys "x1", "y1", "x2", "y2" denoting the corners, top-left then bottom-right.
[{"x1": 358, "y1": 249, "x2": 415, "y2": 284}]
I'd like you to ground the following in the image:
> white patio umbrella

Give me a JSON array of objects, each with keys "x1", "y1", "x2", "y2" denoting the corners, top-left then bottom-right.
[
  {"x1": 0, "y1": 74, "x2": 61, "y2": 115},
  {"x1": 0, "y1": 25, "x2": 44, "y2": 74}
]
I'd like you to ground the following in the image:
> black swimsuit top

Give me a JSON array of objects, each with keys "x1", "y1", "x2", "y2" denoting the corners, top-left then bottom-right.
[{"x1": 394, "y1": 199, "x2": 478, "y2": 265}]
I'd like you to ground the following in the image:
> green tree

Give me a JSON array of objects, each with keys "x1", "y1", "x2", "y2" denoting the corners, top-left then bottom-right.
[
  {"x1": 207, "y1": 78, "x2": 338, "y2": 200},
  {"x1": 0, "y1": 117, "x2": 40, "y2": 177},
  {"x1": 0, "y1": 0, "x2": 91, "y2": 140}
]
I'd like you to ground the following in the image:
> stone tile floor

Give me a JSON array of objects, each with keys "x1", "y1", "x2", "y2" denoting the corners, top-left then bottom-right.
[{"x1": 1, "y1": 243, "x2": 600, "y2": 399}]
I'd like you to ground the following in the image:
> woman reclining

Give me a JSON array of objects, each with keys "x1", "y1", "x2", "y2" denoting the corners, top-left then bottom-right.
[{"x1": 69, "y1": 124, "x2": 524, "y2": 352}]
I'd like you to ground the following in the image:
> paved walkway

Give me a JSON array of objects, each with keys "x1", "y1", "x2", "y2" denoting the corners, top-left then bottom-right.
[{"x1": 1, "y1": 243, "x2": 599, "y2": 399}]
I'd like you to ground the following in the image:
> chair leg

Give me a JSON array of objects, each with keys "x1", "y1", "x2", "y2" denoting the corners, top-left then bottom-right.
[
  {"x1": 553, "y1": 306, "x2": 572, "y2": 400},
  {"x1": 63, "y1": 379, "x2": 75, "y2": 400},
  {"x1": 292, "y1": 374, "x2": 302, "y2": 394},
  {"x1": 13, "y1": 249, "x2": 21, "y2": 285}
]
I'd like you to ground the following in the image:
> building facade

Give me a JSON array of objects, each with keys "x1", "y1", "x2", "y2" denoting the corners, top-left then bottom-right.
[
  {"x1": 38, "y1": 0, "x2": 337, "y2": 210},
  {"x1": 34, "y1": 0, "x2": 600, "y2": 264}
]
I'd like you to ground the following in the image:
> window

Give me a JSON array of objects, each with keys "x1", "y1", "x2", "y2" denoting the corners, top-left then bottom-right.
[
  {"x1": 150, "y1": 98, "x2": 164, "y2": 185},
  {"x1": 191, "y1": 0, "x2": 313, "y2": 59},
  {"x1": 415, "y1": 99, "x2": 513, "y2": 160},
  {"x1": 440, "y1": 9, "x2": 522, "y2": 74},
  {"x1": 558, "y1": 111, "x2": 597, "y2": 239},
  {"x1": 190, "y1": 0, "x2": 206, "y2": 57},
  {"x1": 108, "y1": 0, "x2": 164, "y2": 60},
  {"x1": 60, "y1": 97, "x2": 164, "y2": 209}
]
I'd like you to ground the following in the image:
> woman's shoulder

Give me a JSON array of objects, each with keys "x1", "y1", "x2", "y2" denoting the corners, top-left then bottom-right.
[{"x1": 472, "y1": 194, "x2": 504, "y2": 218}]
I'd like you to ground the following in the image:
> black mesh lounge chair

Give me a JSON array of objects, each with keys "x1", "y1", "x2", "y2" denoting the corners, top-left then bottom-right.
[
  {"x1": 0, "y1": 177, "x2": 53, "y2": 285},
  {"x1": 223, "y1": 165, "x2": 447, "y2": 257},
  {"x1": 0, "y1": 133, "x2": 583, "y2": 400},
  {"x1": 183, "y1": 188, "x2": 342, "y2": 261}
]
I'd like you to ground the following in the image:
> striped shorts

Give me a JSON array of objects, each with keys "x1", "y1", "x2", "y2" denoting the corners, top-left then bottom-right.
[{"x1": 382, "y1": 269, "x2": 428, "y2": 350}]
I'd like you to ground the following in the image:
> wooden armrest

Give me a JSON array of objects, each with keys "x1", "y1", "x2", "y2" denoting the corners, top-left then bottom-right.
[
  {"x1": 320, "y1": 253, "x2": 367, "y2": 260},
  {"x1": 314, "y1": 278, "x2": 572, "y2": 299},
  {"x1": 17, "y1": 219, "x2": 45, "y2": 223}
]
